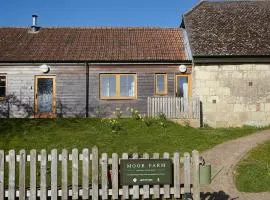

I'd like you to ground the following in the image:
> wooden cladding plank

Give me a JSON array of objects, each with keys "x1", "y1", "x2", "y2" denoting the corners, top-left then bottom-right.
[
  {"x1": 30, "y1": 150, "x2": 36, "y2": 200},
  {"x1": 163, "y1": 152, "x2": 170, "y2": 199},
  {"x1": 122, "y1": 153, "x2": 129, "y2": 200},
  {"x1": 184, "y1": 152, "x2": 191, "y2": 199},
  {"x1": 153, "y1": 153, "x2": 160, "y2": 199},
  {"x1": 19, "y1": 150, "x2": 26, "y2": 200},
  {"x1": 101, "y1": 153, "x2": 108, "y2": 200},
  {"x1": 82, "y1": 149, "x2": 89, "y2": 200},
  {"x1": 72, "y1": 149, "x2": 79, "y2": 200},
  {"x1": 132, "y1": 153, "x2": 139, "y2": 200},
  {"x1": 51, "y1": 149, "x2": 58, "y2": 200},
  {"x1": 142, "y1": 153, "x2": 150, "y2": 199},
  {"x1": 61, "y1": 149, "x2": 68, "y2": 200},
  {"x1": 40, "y1": 150, "x2": 47, "y2": 200},
  {"x1": 8, "y1": 150, "x2": 15, "y2": 200},
  {"x1": 173, "y1": 152, "x2": 180, "y2": 199},
  {"x1": 111, "y1": 153, "x2": 118, "y2": 200},
  {"x1": 192, "y1": 150, "x2": 200, "y2": 200},
  {"x1": 0, "y1": 151, "x2": 4, "y2": 200},
  {"x1": 92, "y1": 146, "x2": 99, "y2": 200}
]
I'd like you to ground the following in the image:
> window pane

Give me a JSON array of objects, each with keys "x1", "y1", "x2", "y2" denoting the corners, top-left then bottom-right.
[
  {"x1": 120, "y1": 75, "x2": 135, "y2": 97},
  {"x1": 156, "y1": 75, "x2": 165, "y2": 93},
  {"x1": 101, "y1": 75, "x2": 116, "y2": 97},
  {"x1": 177, "y1": 76, "x2": 188, "y2": 98},
  {"x1": 0, "y1": 87, "x2": 5, "y2": 98},
  {"x1": 0, "y1": 76, "x2": 6, "y2": 87}
]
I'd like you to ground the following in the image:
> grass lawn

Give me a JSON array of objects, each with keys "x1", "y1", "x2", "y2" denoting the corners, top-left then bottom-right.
[
  {"x1": 0, "y1": 118, "x2": 261, "y2": 154},
  {"x1": 235, "y1": 140, "x2": 270, "y2": 193}
]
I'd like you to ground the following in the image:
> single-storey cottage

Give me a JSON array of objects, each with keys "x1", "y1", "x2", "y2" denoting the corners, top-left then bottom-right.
[
  {"x1": 182, "y1": 0, "x2": 270, "y2": 127},
  {"x1": 0, "y1": 24, "x2": 192, "y2": 118}
]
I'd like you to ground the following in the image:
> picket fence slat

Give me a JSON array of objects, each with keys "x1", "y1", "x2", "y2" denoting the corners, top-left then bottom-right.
[
  {"x1": 92, "y1": 146, "x2": 99, "y2": 200},
  {"x1": 40, "y1": 150, "x2": 47, "y2": 200},
  {"x1": 51, "y1": 149, "x2": 57, "y2": 200},
  {"x1": 61, "y1": 149, "x2": 68, "y2": 200},
  {"x1": 19, "y1": 150, "x2": 26, "y2": 200},
  {"x1": 0, "y1": 147, "x2": 201, "y2": 200},
  {"x1": 132, "y1": 153, "x2": 139, "y2": 199},
  {"x1": 72, "y1": 149, "x2": 79, "y2": 199},
  {"x1": 142, "y1": 153, "x2": 150, "y2": 199},
  {"x1": 101, "y1": 153, "x2": 108, "y2": 200},
  {"x1": 122, "y1": 153, "x2": 129, "y2": 199},
  {"x1": 111, "y1": 153, "x2": 118, "y2": 200},
  {"x1": 82, "y1": 148, "x2": 89, "y2": 199}
]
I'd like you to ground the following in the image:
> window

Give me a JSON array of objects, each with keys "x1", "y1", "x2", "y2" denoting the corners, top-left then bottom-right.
[
  {"x1": 100, "y1": 74, "x2": 137, "y2": 99},
  {"x1": 155, "y1": 74, "x2": 167, "y2": 95},
  {"x1": 0, "y1": 75, "x2": 6, "y2": 99}
]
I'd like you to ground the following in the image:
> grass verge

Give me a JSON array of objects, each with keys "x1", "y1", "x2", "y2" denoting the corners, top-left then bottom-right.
[{"x1": 235, "y1": 140, "x2": 270, "y2": 192}]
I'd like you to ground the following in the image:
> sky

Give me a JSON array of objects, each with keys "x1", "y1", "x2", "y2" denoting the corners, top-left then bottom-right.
[{"x1": 0, "y1": 0, "x2": 198, "y2": 27}]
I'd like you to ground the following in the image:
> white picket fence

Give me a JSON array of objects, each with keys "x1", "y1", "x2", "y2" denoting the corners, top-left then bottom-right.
[
  {"x1": 0, "y1": 147, "x2": 200, "y2": 200},
  {"x1": 147, "y1": 97, "x2": 200, "y2": 119}
]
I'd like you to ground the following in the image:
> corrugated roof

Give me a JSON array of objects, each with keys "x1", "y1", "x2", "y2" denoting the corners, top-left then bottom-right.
[
  {"x1": 0, "y1": 27, "x2": 189, "y2": 62},
  {"x1": 183, "y1": 0, "x2": 270, "y2": 57}
]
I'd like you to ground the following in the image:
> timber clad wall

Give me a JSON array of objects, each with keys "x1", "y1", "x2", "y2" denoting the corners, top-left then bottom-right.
[{"x1": 0, "y1": 64, "x2": 188, "y2": 118}]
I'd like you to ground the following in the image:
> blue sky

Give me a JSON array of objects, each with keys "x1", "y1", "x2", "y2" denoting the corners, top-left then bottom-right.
[{"x1": 0, "y1": 0, "x2": 198, "y2": 27}]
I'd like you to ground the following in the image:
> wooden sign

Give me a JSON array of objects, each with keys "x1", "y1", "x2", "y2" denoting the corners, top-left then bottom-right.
[{"x1": 120, "y1": 159, "x2": 172, "y2": 185}]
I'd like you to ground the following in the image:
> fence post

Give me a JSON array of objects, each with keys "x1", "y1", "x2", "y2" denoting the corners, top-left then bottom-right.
[
  {"x1": 192, "y1": 150, "x2": 200, "y2": 200},
  {"x1": 0, "y1": 150, "x2": 4, "y2": 200}
]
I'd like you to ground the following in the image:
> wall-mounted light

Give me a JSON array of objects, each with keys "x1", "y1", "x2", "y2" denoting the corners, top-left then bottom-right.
[
  {"x1": 178, "y1": 64, "x2": 187, "y2": 73},
  {"x1": 39, "y1": 64, "x2": 50, "y2": 73}
]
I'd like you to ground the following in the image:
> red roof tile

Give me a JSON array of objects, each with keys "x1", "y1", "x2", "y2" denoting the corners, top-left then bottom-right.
[{"x1": 0, "y1": 27, "x2": 188, "y2": 62}]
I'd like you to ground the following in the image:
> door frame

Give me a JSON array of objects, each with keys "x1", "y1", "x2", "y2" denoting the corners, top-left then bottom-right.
[
  {"x1": 175, "y1": 74, "x2": 192, "y2": 97},
  {"x1": 34, "y1": 75, "x2": 56, "y2": 118}
]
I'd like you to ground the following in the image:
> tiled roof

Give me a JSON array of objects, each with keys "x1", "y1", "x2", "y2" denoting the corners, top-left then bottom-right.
[
  {"x1": 183, "y1": 0, "x2": 270, "y2": 57},
  {"x1": 0, "y1": 27, "x2": 189, "y2": 62}
]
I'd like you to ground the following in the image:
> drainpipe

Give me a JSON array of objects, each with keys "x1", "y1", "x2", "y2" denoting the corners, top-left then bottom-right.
[{"x1": 85, "y1": 62, "x2": 89, "y2": 117}]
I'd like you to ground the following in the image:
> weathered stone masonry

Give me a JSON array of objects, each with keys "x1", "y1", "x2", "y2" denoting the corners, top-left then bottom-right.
[{"x1": 193, "y1": 64, "x2": 270, "y2": 127}]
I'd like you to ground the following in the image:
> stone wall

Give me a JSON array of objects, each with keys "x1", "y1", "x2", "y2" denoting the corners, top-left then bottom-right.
[{"x1": 193, "y1": 64, "x2": 270, "y2": 127}]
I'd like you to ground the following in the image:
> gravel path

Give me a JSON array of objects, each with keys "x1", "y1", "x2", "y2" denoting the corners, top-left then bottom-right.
[{"x1": 200, "y1": 130, "x2": 270, "y2": 200}]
